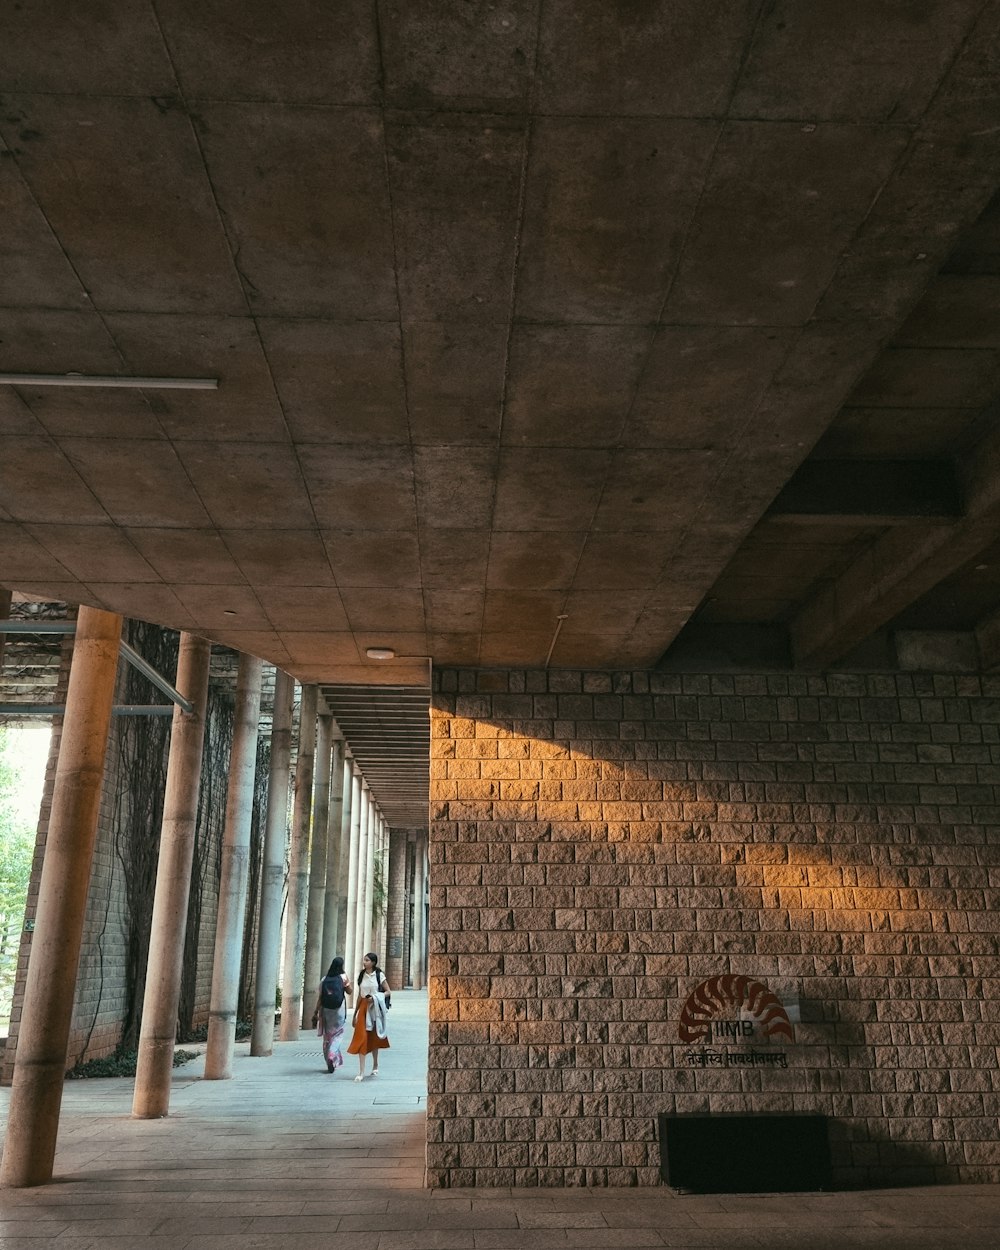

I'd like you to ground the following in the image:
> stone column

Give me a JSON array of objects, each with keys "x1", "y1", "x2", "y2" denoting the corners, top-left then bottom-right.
[
  {"x1": 322, "y1": 739, "x2": 345, "y2": 960},
  {"x1": 362, "y1": 793, "x2": 377, "y2": 959},
  {"x1": 132, "y1": 633, "x2": 212, "y2": 1117},
  {"x1": 302, "y1": 713, "x2": 332, "y2": 1025},
  {"x1": 377, "y1": 816, "x2": 390, "y2": 960},
  {"x1": 354, "y1": 784, "x2": 372, "y2": 975},
  {"x1": 0, "y1": 606, "x2": 122, "y2": 1188},
  {"x1": 334, "y1": 755, "x2": 353, "y2": 955},
  {"x1": 280, "y1": 684, "x2": 316, "y2": 1040},
  {"x1": 204, "y1": 654, "x2": 263, "y2": 1080},
  {"x1": 251, "y1": 668, "x2": 293, "y2": 1057},
  {"x1": 343, "y1": 768, "x2": 362, "y2": 982}
]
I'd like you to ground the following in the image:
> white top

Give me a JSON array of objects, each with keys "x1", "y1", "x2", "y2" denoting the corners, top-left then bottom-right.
[{"x1": 358, "y1": 970, "x2": 380, "y2": 997}]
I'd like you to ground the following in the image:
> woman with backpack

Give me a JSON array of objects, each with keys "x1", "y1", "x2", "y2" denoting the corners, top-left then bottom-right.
[
  {"x1": 347, "y1": 951, "x2": 390, "y2": 1081},
  {"x1": 311, "y1": 956, "x2": 352, "y2": 1073}
]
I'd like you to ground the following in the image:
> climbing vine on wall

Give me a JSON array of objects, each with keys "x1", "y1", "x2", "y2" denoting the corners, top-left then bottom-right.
[
  {"x1": 177, "y1": 680, "x2": 233, "y2": 1039},
  {"x1": 237, "y1": 736, "x2": 270, "y2": 1023},
  {"x1": 112, "y1": 621, "x2": 176, "y2": 1053}
]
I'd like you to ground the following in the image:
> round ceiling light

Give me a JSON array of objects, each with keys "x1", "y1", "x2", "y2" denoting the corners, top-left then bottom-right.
[{"x1": 366, "y1": 647, "x2": 396, "y2": 660}]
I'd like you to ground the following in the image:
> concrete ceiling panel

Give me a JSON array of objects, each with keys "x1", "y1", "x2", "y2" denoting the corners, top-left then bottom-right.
[
  {"x1": 172, "y1": 583, "x2": 269, "y2": 630},
  {"x1": 21, "y1": 390, "x2": 163, "y2": 442},
  {"x1": 419, "y1": 528, "x2": 491, "y2": 590},
  {"x1": 536, "y1": 0, "x2": 756, "y2": 117},
  {"x1": 258, "y1": 319, "x2": 407, "y2": 444},
  {"x1": 281, "y1": 633, "x2": 361, "y2": 666},
  {"x1": 3, "y1": 96, "x2": 246, "y2": 314},
  {"x1": 479, "y1": 631, "x2": 553, "y2": 666},
  {"x1": 175, "y1": 441, "x2": 315, "y2": 529},
  {"x1": 0, "y1": 390, "x2": 42, "y2": 437},
  {"x1": 593, "y1": 450, "x2": 718, "y2": 532},
  {"x1": 0, "y1": 522, "x2": 72, "y2": 583},
  {"x1": 414, "y1": 446, "x2": 497, "y2": 529},
  {"x1": 485, "y1": 531, "x2": 586, "y2": 590},
  {"x1": 105, "y1": 314, "x2": 287, "y2": 442},
  {"x1": 493, "y1": 448, "x2": 611, "y2": 531},
  {"x1": 625, "y1": 327, "x2": 792, "y2": 450},
  {"x1": 426, "y1": 633, "x2": 481, "y2": 666},
  {"x1": 572, "y1": 533, "x2": 672, "y2": 591},
  {"x1": 503, "y1": 325, "x2": 650, "y2": 447},
  {"x1": 340, "y1": 588, "x2": 426, "y2": 632},
  {"x1": 517, "y1": 118, "x2": 716, "y2": 323},
  {"x1": 87, "y1": 583, "x2": 197, "y2": 630},
  {"x1": 221, "y1": 530, "x2": 335, "y2": 588},
  {"x1": 58, "y1": 438, "x2": 213, "y2": 528},
  {"x1": 425, "y1": 590, "x2": 485, "y2": 635},
  {"x1": 665, "y1": 122, "x2": 909, "y2": 326},
  {"x1": 0, "y1": 437, "x2": 108, "y2": 524},
  {"x1": 380, "y1": 0, "x2": 540, "y2": 111},
  {"x1": 733, "y1": 1, "x2": 982, "y2": 122},
  {"x1": 697, "y1": 596, "x2": 796, "y2": 625},
  {"x1": 258, "y1": 586, "x2": 350, "y2": 632},
  {"x1": 895, "y1": 276, "x2": 1000, "y2": 350},
  {"x1": 482, "y1": 589, "x2": 564, "y2": 634},
  {"x1": 25, "y1": 525, "x2": 158, "y2": 583},
  {"x1": 0, "y1": 1, "x2": 176, "y2": 95},
  {"x1": 0, "y1": 309, "x2": 123, "y2": 378},
  {"x1": 402, "y1": 323, "x2": 507, "y2": 444},
  {"x1": 0, "y1": 138, "x2": 88, "y2": 307},
  {"x1": 301, "y1": 445, "x2": 417, "y2": 531},
  {"x1": 126, "y1": 528, "x2": 246, "y2": 585},
  {"x1": 323, "y1": 530, "x2": 422, "y2": 589},
  {"x1": 850, "y1": 348, "x2": 1000, "y2": 409},
  {"x1": 552, "y1": 632, "x2": 631, "y2": 669},
  {"x1": 156, "y1": 0, "x2": 381, "y2": 106},
  {"x1": 196, "y1": 104, "x2": 396, "y2": 318},
  {"x1": 561, "y1": 590, "x2": 647, "y2": 635},
  {"x1": 386, "y1": 117, "x2": 525, "y2": 323}
]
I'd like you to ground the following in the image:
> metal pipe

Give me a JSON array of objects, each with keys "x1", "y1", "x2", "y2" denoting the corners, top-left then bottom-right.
[
  {"x1": 118, "y1": 640, "x2": 193, "y2": 713},
  {"x1": 0, "y1": 373, "x2": 218, "y2": 389}
]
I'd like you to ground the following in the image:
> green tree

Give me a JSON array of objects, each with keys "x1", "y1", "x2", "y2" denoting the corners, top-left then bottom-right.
[{"x1": 0, "y1": 726, "x2": 39, "y2": 1022}]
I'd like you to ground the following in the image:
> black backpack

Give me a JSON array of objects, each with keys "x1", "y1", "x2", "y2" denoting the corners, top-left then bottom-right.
[{"x1": 320, "y1": 975, "x2": 345, "y2": 1010}]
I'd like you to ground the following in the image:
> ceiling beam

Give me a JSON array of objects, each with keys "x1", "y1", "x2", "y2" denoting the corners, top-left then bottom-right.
[
  {"x1": 790, "y1": 423, "x2": 1000, "y2": 668},
  {"x1": 767, "y1": 459, "x2": 961, "y2": 526}
]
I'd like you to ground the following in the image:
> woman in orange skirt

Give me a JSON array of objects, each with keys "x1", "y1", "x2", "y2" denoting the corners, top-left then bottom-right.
[{"x1": 347, "y1": 951, "x2": 390, "y2": 1081}]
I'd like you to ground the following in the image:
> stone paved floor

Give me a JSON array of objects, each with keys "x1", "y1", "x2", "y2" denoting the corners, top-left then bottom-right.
[{"x1": 1, "y1": 990, "x2": 999, "y2": 1248}]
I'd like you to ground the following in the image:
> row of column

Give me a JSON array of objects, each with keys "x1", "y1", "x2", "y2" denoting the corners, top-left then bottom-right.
[{"x1": 0, "y1": 613, "x2": 424, "y2": 1188}]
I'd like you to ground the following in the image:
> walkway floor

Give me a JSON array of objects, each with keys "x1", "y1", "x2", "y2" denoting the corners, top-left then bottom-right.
[{"x1": 1, "y1": 990, "x2": 999, "y2": 1248}]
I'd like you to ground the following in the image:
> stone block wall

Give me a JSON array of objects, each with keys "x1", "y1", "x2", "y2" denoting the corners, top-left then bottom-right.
[{"x1": 427, "y1": 667, "x2": 1000, "y2": 1188}]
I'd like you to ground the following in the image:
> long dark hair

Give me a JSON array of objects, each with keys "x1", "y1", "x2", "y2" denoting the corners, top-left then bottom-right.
[
  {"x1": 326, "y1": 956, "x2": 345, "y2": 978},
  {"x1": 357, "y1": 951, "x2": 381, "y2": 989}
]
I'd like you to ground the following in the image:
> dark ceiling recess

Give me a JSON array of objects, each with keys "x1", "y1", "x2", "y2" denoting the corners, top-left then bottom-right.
[{"x1": 319, "y1": 684, "x2": 430, "y2": 829}]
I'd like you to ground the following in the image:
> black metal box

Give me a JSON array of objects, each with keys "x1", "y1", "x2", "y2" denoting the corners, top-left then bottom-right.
[{"x1": 658, "y1": 1112, "x2": 831, "y2": 1193}]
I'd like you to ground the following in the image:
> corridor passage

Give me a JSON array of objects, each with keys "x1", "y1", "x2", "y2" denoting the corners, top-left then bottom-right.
[{"x1": 1, "y1": 988, "x2": 999, "y2": 1248}]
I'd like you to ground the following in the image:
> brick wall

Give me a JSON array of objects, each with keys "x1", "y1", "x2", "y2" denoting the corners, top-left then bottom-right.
[{"x1": 427, "y1": 667, "x2": 1000, "y2": 1188}]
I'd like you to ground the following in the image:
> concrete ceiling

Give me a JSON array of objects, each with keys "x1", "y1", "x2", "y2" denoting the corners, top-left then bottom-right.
[{"x1": 3, "y1": 1, "x2": 1000, "y2": 708}]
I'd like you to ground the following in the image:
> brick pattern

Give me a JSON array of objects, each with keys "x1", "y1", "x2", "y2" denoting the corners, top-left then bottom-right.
[{"x1": 428, "y1": 668, "x2": 1000, "y2": 1188}]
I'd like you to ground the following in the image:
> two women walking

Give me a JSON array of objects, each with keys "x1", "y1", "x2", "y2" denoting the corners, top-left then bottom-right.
[{"x1": 313, "y1": 951, "x2": 391, "y2": 1079}]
